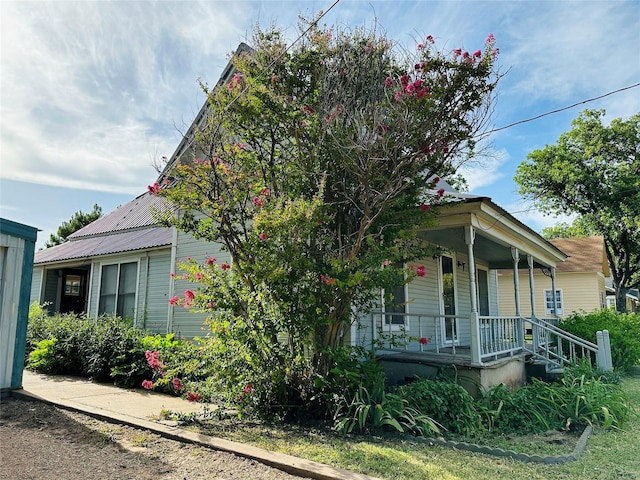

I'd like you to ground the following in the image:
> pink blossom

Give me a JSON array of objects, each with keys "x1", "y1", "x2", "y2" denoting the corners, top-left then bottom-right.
[
  {"x1": 261, "y1": 188, "x2": 270, "y2": 196},
  {"x1": 492, "y1": 48, "x2": 500, "y2": 56},
  {"x1": 145, "y1": 350, "x2": 164, "y2": 371},
  {"x1": 473, "y1": 49, "x2": 482, "y2": 58},
  {"x1": 206, "y1": 257, "x2": 216, "y2": 265},
  {"x1": 417, "y1": 266, "x2": 426, "y2": 277},
  {"x1": 187, "y1": 392, "x2": 201, "y2": 402},
  {"x1": 419, "y1": 204, "x2": 431, "y2": 212},
  {"x1": 195, "y1": 272, "x2": 203, "y2": 280},
  {"x1": 453, "y1": 48, "x2": 462, "y2": 58},
  {"x1": 384, "y1": 76, "x2": 394, "y2": 87},
  {"x1": 244, "y1": 383, "x2": 253, "y2": 394},
  {"x1": 207, "y1": 301, "x2": 216, "y2": 309},
  {"x1": 426, "y1": 35, "x2": 435, "y2": 44},
  {"x1": 413, "y1": 79, "x2": 423, "y2": 89},
  {"x1": 417, "y1": 43, "x2": 424, "y2": 50},
  {"x1": 142, "y1": 380, "x2": 153, "y2": 390},
  {"x1": 172, "y1": 378, "x2": 183, "y2": 391},
  {"x1": 302, "y1": 105, "x2": 315, "y2": 114},
  {"x1": 147, "y1": 182, "x2": 160, "y2": 195},
  {"x1": 383, "y1": 260, "x2": 392, "y2": 267},
  {"x1": 399, "y1": 75, "x2": 411, "y2": 87},
  {"x1": 168, "y1": 296, "x2": 180, "y2": 305},
  {"x1": 170, "y1": 272, "x2": 176, "y2": 278},
  {"x1": 419, "y1": 336, "x2": 429, "y2": 345},
  {"x1": 259, "y1": 232, "x2": 268, "y2": 241},
  {"x1": 221, "y1": 262, "x2": 231, "y2": 270},
  {"x1": 437, "y1": 188, "x2": 445, "y2": 198},
  {"x1": 184, "y1": 290, "x2": 195, "y2": 301},
  {"x1": 486, "y1": 33, "x2": 495, "y2": 43},
  {"x1": 433, "y1": 176, "x2": 441, "y2": 184},
  {"x1": 404, "y1": 84, "x2": 415, "y2": 94},
  {"x1": 272, "y1": 74, "x2": 278, "y2": 82},
  {"x1": 394, "y1": 90, "x2": 404, "y2": 102},
  {"x1": 252, "y1": 196, "x2": 264, "y2": 207}
]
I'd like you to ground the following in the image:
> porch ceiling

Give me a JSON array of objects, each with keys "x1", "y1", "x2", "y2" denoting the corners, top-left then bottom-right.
[{"x1": 418, "y1": 197, "x2": 567, "y2": 269}]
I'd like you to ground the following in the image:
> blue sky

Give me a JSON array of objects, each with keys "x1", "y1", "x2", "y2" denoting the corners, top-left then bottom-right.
[{"x1": 1, "y1": 1, "x2": 639, "y2": 250}]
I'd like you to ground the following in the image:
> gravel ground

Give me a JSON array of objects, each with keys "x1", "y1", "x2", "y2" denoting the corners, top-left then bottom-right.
[{"x1": 0, "y1": 397, "x2": 310, "y2": 480}]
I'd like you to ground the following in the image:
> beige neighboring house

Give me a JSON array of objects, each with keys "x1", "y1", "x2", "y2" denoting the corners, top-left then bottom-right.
[{"x1": 497, "y1": 236, "x2": 609, "y2": 319}]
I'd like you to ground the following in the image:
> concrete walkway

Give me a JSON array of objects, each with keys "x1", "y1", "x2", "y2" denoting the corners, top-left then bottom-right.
[{"x1": 13, "y1": 371, "x2": 382, "y2": 480}]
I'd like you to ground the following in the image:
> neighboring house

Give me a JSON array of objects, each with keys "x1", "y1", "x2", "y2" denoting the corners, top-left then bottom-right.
[
  {"x1": 31, "y1": 43, "x2": 611, "y2": 394},
  {"x1": 497, "y1": 236, "x2": 609, "y2": 319}
]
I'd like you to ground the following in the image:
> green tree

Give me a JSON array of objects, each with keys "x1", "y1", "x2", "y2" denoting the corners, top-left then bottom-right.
[
  {"x1": 155, "y1": 21, "x2": 500, "y2": 416},
  {"x1": 515, "y1": 109, "x2": 640, "y2": 312},
  {"x1": 45, "y1": 204, "x2": 102, "y2": 248},
  {"x1": 541, "y1": 217, "x2": 597, "y2": 240}
]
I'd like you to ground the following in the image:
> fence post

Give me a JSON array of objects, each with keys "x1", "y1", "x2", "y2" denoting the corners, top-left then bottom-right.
[{"x1": 596, "y1": 330, "x2": 613, "y2": 371}]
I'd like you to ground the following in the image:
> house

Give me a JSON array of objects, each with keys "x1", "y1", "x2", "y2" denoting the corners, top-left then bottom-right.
[
  {"x1": 31, "y1": 43, "x2": 611, "y2": 394},
  {"x1": 1, "y1": 218, "x2": 38, "y2": 393},
  {"x1": 497, "y1": 236, "x2": 609, "y2": 319}
]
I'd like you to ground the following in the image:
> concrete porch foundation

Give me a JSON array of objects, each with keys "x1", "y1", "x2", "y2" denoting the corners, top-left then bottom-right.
[{"x1": 377, "y1": 351, "x2": 527, "y2": 397}]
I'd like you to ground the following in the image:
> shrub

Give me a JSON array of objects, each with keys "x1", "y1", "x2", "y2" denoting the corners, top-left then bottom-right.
[
  {"x1": 398, "y1": 377, "x2": 483, "y2": 436},
  {"x1": 560, "y1": 310, "x2": 640, "y2": 372}
]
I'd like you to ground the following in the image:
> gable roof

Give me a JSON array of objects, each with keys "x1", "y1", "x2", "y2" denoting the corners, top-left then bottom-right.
[
  {"x1": 549, "y1": 236, "x2": 609, "y2": 275},
  {"x1": 34, "y1": 192, "x2": 173, "y2": 265}
]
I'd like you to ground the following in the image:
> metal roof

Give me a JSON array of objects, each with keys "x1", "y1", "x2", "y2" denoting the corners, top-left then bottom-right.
[
  {"x1": 69, "y1": 192, "x2": 170, "y2": 239},
  {"x1": 34, "y1": 226, "x2": 172, "y2": 265}
]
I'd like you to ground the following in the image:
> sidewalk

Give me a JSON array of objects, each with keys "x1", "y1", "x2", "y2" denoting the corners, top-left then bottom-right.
[{"x1": 13, "y1": 370, "x2": 382, "y2": 480}]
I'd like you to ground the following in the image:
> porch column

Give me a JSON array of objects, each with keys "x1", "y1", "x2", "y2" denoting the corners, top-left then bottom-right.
[
  {"x1": 511, "y1": 247, "x2": 521, "y2": 316},
  {"x1": 550, "y1": 267, "x2": 558, "y2": 319},
  {"x1": 527, "y1": 255, "x2": 536, "y2": 319},
  {"x1": 465, "y1": 226, "x2": 482, "y2": 365}
]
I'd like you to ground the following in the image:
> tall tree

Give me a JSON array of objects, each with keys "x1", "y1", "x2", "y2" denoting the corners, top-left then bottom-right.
[
  {"x1": 515, "y1": 109, "x2": 640, "y2": 312},
  {"x1": 45, "y1": 204, "x2": 102, "y2": 248},
  {"x1": 541, "y1": 217, "x2": 597, "y2": 240},
  {"x1": 154, "y1": 21, "x2": 500, "y2": 412}
]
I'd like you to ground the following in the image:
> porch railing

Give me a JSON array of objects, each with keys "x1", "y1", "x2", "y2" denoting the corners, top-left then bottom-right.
[
  {"x1": 478, "y1": 315, "x2": 523, "y2": 362},
  {"x1": 368, "y1": 311, "x2": 464, "y2": 355},
  {"x1": 366, "y1": 312, "x2": 612, "y2": 371}
]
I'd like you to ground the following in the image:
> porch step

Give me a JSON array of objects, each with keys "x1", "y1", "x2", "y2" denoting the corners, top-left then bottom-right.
[{"x1": 526, "y1": 360, "x2": 564, "y2": 383}]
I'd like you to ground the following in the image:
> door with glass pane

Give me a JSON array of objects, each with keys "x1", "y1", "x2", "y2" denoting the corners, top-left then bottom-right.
[{"x1": 439, "y1": 256, "x2": 458, "y2": 344}]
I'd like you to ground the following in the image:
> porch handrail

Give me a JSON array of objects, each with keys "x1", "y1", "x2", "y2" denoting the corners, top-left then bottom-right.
[{"x1": 525, "y1": 316, "x2": 601, "y2": 370}]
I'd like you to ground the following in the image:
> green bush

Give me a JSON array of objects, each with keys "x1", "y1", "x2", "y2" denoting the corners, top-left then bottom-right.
[
  {"x1": 398, "y1": 378, "x2": 484, "y2": 436},
  {"x1": 560, "y1": 310, "x2": 640, "y2": 372}
]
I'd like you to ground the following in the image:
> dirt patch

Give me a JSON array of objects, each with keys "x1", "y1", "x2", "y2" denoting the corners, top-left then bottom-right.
[{"x1": 0, "y1": 397, "x2": 309, "y2": 480}]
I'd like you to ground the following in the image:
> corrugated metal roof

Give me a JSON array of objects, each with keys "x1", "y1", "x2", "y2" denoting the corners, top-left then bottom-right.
[
  {"x1": 34, "y1": 227, "x2": 172, "y2": 265},
  {"x1": 69, "y1": 192, "x2": 170, "y2": 238}
]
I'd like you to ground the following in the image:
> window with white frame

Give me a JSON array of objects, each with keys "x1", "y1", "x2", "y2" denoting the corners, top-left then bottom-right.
[
  {"x1": 98, "y1": 262, "x2": 138, "y2": 318},
  {"x1": 544, "y1": 289, "x2": 563, "y2": 315}
]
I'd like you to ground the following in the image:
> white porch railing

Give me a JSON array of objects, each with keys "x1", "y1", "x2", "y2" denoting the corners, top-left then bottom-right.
[{"x1": 366, "y1": 312, "x2": 612, "y2": 371}]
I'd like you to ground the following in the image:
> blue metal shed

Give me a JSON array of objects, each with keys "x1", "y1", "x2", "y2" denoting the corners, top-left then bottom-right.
[{"x1": 0, "y1": 218, "x2": 38, "y2": 393}]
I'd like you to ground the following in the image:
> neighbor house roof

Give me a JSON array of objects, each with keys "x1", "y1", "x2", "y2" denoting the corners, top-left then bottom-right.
[
  {"x1": 34, "y1": 192, "x2": 173, "y2": 265},
  {"x1": 549, "y1": 236, "x2": 609, "y2": 275}
]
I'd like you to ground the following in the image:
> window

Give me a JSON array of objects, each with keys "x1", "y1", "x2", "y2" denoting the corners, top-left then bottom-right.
[
  {"x1": 64, "y1": 275, "x2": 82, "y2": 296},
  {"x1": 477, "y1": 268, "x2": 490, "y2": 316},
  {"x1": 544, "y1": 289, "x2": 563, "y2": 315},
  {"x1": 99, "y1": 262, "x2": 138, "y2": 318},
  {"x1": 440, "y1": 256, "x2": 457, "y2": 343},
  {"x1": 384, "y1": 284, "x2": 407, "y2": 329}
]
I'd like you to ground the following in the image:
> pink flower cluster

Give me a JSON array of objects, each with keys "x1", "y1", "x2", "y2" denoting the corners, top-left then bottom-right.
[
  {"x1": 184, "y1": 289, "x2": 195, "y2": 308},
  {"x1": 321, "y1": 275, "x2": 337, "y2": 286},
  {"x1": 142, "y1": 379, "x2": 153, "y2": 390},
  {"x1": 172, "y1": 378, "x2": 183, "y2": 391},
  {"x1": 145, "y1": 350, "x2": 164, "y2": 371},
  {"x1": 147, "y1": 182, "x2": 160, "y2": 195},
  {"x1": 416, "y1": 266, "x2": 426, "y2": 277}
]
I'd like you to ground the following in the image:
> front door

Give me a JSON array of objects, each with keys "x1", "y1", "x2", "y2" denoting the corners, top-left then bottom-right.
[
  {"x1": 59, "y1": 269, "x2": 88, "y2": 314},
  {"x1": 439, "y1": 256, "x2": 458, "y2": 344}
]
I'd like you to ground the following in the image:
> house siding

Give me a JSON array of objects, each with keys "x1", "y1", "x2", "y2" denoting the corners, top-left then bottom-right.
[
  {"x1": 142, "y1": 253, "x2": 172, "y2": 333},
  {"x1": 170, "y1": 231, "x2": 231, "y2": 338},
  {"x1": 30, "y1": 267, "x2": 43, "y2": 305},
  {"x1": 497, "y1": 271, "x2": 605, "y2": 319}
]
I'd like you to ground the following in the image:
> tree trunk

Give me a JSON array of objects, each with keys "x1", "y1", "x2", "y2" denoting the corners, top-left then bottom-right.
[{"x1": 615, "y1": 286, "x2": 629, "y2": 313}]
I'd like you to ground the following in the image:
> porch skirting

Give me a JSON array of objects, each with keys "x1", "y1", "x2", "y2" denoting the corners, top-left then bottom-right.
[{"x1": 377, "y1": 351, "x2": 527, "y2": 397}]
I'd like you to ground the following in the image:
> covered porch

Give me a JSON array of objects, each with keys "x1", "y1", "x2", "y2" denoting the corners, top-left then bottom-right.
[{"x1": 354, "y1": 195, "x2": 578, "y2": 392}]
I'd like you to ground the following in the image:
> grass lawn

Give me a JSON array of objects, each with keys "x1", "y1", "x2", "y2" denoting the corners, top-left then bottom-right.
[{"x1": 180, "y1": 367, "x2": 640, "y2": 480}]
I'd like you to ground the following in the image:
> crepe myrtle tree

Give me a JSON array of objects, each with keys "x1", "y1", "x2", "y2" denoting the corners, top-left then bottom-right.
[
  {"x1": 152, "y1": 22, "x2": 500, "y2": 410},
  {"x1": 516, "y1": 109, "x2": 640, "y2": 312}
]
